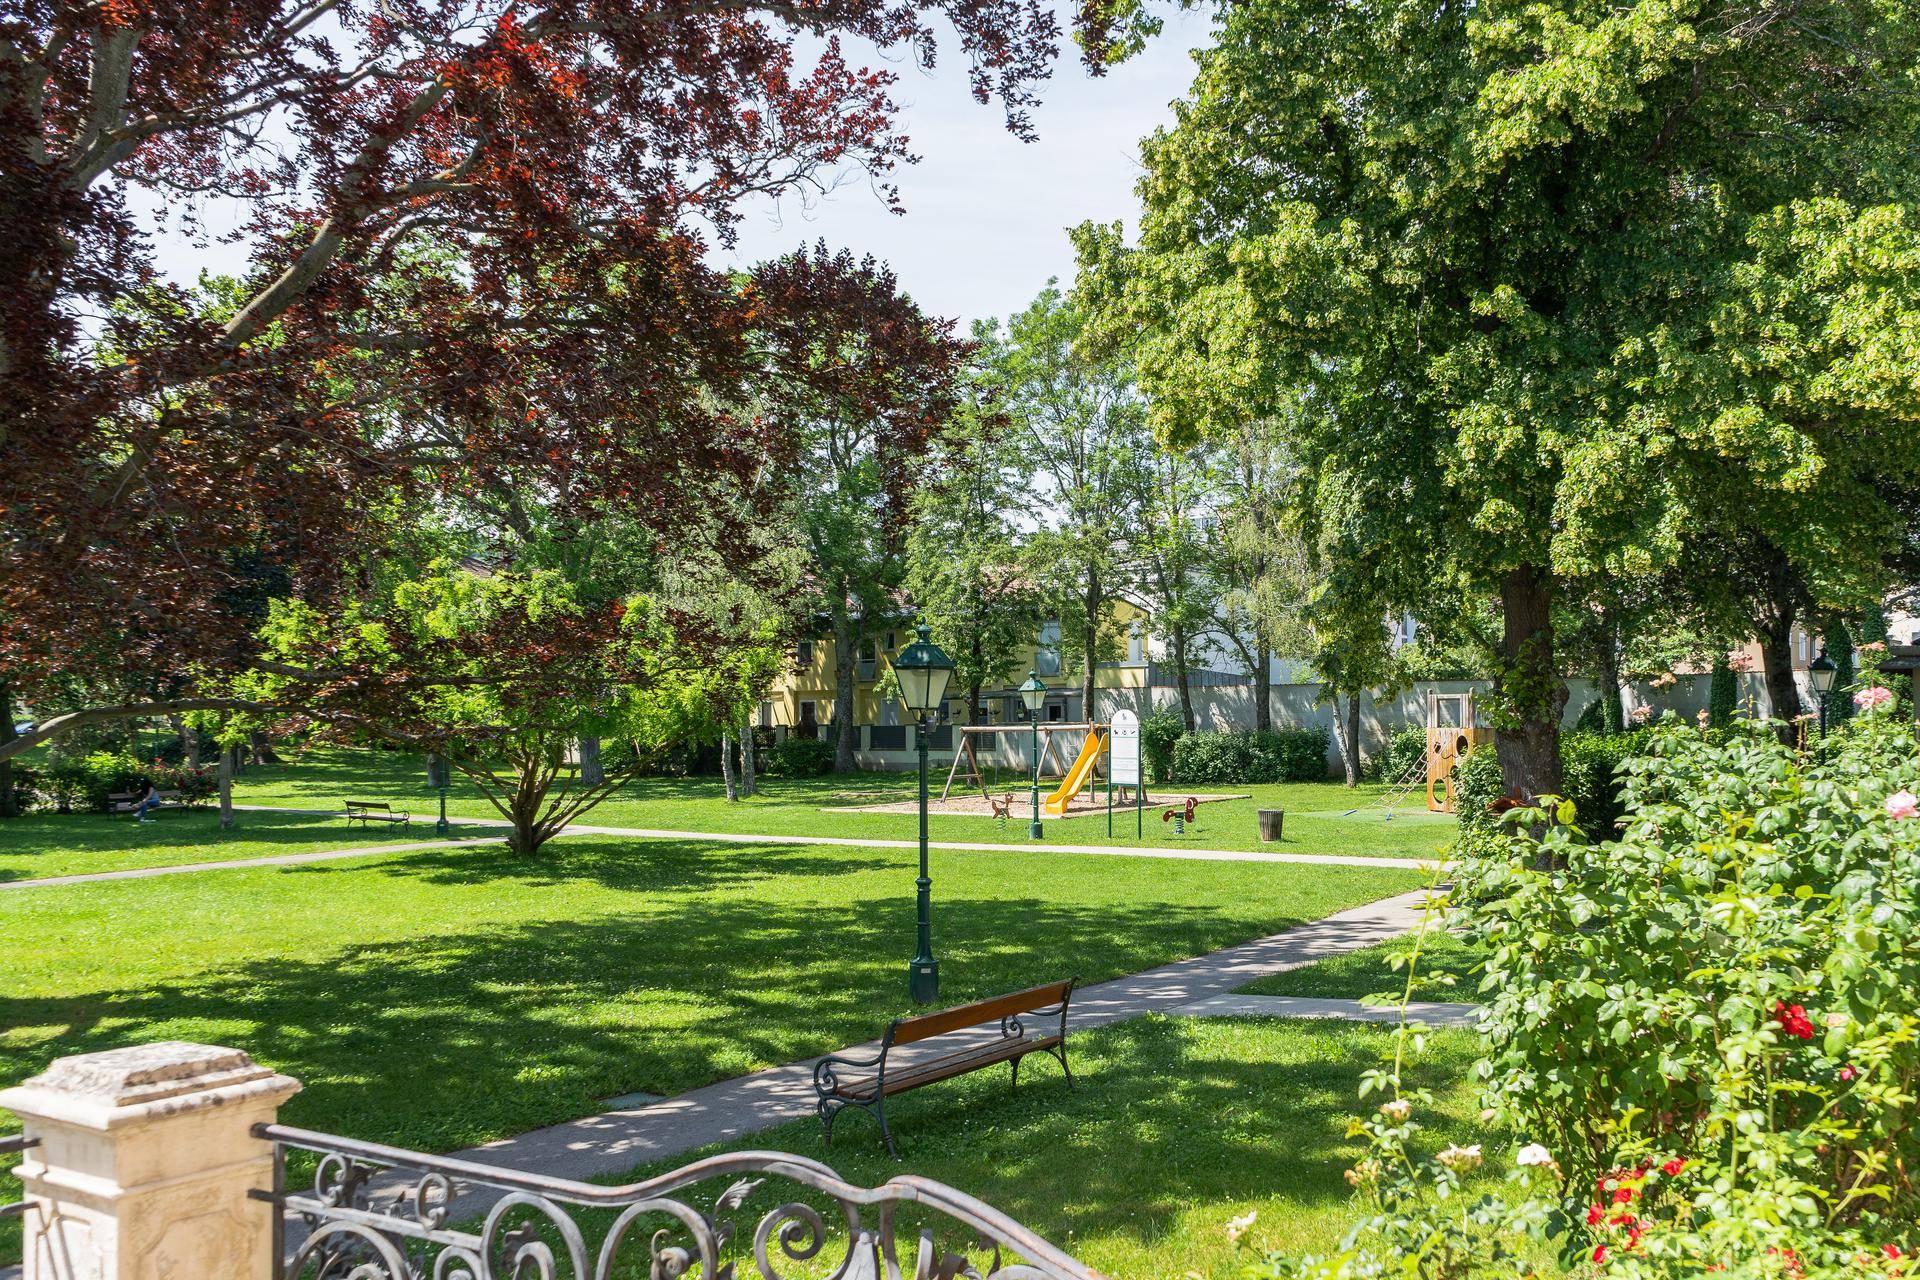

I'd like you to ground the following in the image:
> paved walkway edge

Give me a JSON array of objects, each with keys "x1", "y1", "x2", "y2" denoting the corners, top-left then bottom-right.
[
  {"x1": 234, "y1": 803, "x2": 1451, "y2": 870},
  {"x1": 420, "y1": 887, "x2": 1443, "y2": 1191}
]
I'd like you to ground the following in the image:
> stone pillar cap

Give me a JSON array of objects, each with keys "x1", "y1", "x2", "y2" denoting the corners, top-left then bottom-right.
[{"x1": 0, "y1": 1041, "x2": 299, "y2": 1129}]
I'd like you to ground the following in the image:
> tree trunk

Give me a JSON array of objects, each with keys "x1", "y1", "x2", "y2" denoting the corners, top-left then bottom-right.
[
  {"x1": 1493, "y1": 566, "x2": 1567, "y2": 803},
  {"x1": 0, "y1": 680, "x2": 16, "y2": 818},
  {"x1": 1595, "y1": 620, "x2": 1625, "y2": 734},
  {"x1": 1254, "y1": 638, "x2": 1273, "y2": 733},
  {"x1": 174, "y1": 714, "x2": 200, "y2": 769},
  {"x1": 1757, "y1": 618, "x2": 1802, "y2": 725},
  {"x1": 506, "y1": 761, "x2": 552, "y2": 855},
  {"x1": 968, "y1": 680, "x2": 984, "y2": 726},
  {"x1": 217, "y1": 746, "x2": 235, "y2": 829},
  {"x1": 579, "y1": 736, "x2": 604, "y2": 787},
  {"x1": 720, "y1": 728, "x2": 739, "y2": 801},
  {"x1": 1172, "y1": 629, "x2": 1196, "y2": 734},
  {"x1": 739, "y1": 714, "x2": 757, "y2": 797},
  {"x1": 1333, "y1": 690, "x2": 1363, "y2": 786},
  {"x1": 248, "y1": 730, "x2": 280, "y2": 765},
  {"x1": 1080, "y1": 565, "x2": 1104, "y2": 717},
  {"x1": 830, "y1": 604, "x2": 860, "y2": 774}
]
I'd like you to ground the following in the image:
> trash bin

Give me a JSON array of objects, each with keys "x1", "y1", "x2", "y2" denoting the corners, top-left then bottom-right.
[{"x1": 1258, "y1": 809, "x2": 1285, "y2": 842}]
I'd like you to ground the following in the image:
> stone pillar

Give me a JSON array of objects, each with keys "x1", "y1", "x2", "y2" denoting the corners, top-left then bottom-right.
[{"x1": 0, "y1": 1042, "x2": 300, "y2": 1280}]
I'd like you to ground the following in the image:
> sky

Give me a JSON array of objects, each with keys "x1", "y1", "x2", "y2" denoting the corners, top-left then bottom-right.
[
  {"x1": 714, "y1": 7, "x2": 1219, "y2": 325},
  {"x1": 146, "y1": 6, "x2": 1218, "y2": 332}
]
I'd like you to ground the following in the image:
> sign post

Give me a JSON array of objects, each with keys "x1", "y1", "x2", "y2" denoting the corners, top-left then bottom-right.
[{"x1": 1109, "y1": 709, "x2": 1140, "y2": 841}]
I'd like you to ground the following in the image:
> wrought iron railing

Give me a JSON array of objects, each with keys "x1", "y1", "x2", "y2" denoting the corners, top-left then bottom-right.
[
  {"x1": 0, "y1": 1134, "x2": 39, "y2": 1221},
  {"x1": 254, "y1": 1124, "x2": 1103, "y2": 1280}
]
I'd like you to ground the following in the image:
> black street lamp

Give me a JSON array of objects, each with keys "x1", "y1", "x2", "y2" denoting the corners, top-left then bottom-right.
[
  {"x1": 1018, "y1": 672, "x2": 1047, "y2": 839},
  {"x1": 1810, "y1": 648, "x2": 1838, "y2": 735},
  {"x1": 427, "y1": 755, "x2": 451, "y2": 836},
  {"x1": 890, "y1": 624, "x2": 955, "y2": 1004}
]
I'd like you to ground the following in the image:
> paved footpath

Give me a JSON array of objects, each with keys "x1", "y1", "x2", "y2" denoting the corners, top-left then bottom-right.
[
  {"x1": 404, "y1": 888, "x2": 1448, "y2": 1195},
  {"x1": 0, "y1": 803, "x2": 1441, "y2": 891}
]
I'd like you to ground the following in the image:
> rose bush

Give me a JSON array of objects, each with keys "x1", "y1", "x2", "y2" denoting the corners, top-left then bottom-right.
[{"x1": 1242, "y1": 712, "x2": 1920, "y2": 1278}]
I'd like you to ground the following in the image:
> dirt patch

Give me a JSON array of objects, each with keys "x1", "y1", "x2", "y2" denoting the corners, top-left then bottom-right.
[{"x1": 827, "y1": 790, "x2": 1249, "y2": 821}]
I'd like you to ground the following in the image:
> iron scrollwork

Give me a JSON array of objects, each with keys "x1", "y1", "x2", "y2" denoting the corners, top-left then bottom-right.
[{"x1": 258, "y1": 1123, "x2": 1103, "y2": 1280}]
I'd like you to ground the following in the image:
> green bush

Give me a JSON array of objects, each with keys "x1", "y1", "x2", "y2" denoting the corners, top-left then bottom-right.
[
  {"x1": 1366, "y1": 724, "x2": 1427, "y2": 783},
  {"x1": 1253, "y1": 726, "x2": 1331, "y2": 782},
  {"x1": 1171, "y1": 727, "x2": 1330, "y2": 784},
  {"x1": 1707, "y1": 655, "x2": 1738, "y2": 728},
  {"x1": 1455, "y1": 729, "x2": 1655, "y2": 839},
  {"x1": 1242, "y1": 714, "x2": 1920, "y2": 1280},
  {"x1": 764, "y1": 735, "x2": 834, "y2": 777},
  {"x1": 1170, "y1": 730, "x2": 1251, "y2": 784},
  {"x1": 1139, "y1": 708, "x2": 1185, "y2": 784},
  {"x1": 36, "y1": 752, "x2": 214, "y2": 811}
]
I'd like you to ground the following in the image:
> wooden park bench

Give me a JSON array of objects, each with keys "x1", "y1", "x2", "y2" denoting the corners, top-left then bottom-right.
[
  {"x1": 343, "y1": 800, "x2": 410, "y2": 828},
  {"x1": 812, "y1": 978, "x2": 1077, "y2": 1157},
  {"x1": 108, "y1": 789, "x2": 184, "y2": 815}
]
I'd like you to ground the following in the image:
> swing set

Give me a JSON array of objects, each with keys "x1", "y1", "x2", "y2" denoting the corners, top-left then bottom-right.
[{"x1": 939, "y1": 722, "x2": 1148, "y2": 810}]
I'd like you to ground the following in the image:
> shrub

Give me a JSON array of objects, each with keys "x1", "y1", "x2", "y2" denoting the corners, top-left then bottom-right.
[
  {"x1": 34, "y1": 752, "x2": 213, "y2": 811},
  {"x1": 1171, "y1": 730, "x2": 1250, "y2": 784},
  {"x1": 1451, "y1": 744, "x2": 1504, "y2": 835},
  {"x1": 1707, "y1": 655, "x2": 1738, "y2": 728},
  {"x1": 1139, "y1": 708, "x2": 1185, "y2": 784},
  {"x1": 1365, "y1": 724, "x2": 1427, "y2": 783},
  {"x1": 1252, "y1": 726, "x2": 1331, "y2": 782},
  {"x1": 764, "y1": 735, "x2": 834, "y2": 777},
  {"x1": 1455, "y1": 729, "x2": 1655, "y2": 840},
  {"x1": 1170, "y1": 727, "x2": 1330, "y2": 784},
  {"x1": 1240, "y1": 714, "x2": 1920, "y2": 1279}
]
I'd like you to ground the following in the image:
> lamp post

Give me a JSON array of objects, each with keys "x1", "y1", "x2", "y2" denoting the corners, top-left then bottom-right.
[
  {"x1": 890, "y1": 624, "x2": 955, "y2": 1004},
  {"x1": 1018, "y1": 672, "x2": 1047, "y2": 839},
  {"x1": 1810, "y1": 648, "x2": 1838, "y2": 735},
  {"x1": 427, "y1": 755, "x2": 451, "y2": 837}
]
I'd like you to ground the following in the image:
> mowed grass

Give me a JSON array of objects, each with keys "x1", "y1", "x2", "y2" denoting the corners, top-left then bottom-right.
[
  {"x1": 1245, "y1": 932, "x2": 1488, "y2": 1003},
  {"x1": 0, "y1": 833, "x2": 1418, "y2": 1259},
  {"x1": 0, "y1": 808, "x2": 478, "y2": 882},
  {"x1": 233, "y1": 746, "x2": 1458, "y2": 861},
  {"x1": 510, "y1": 1018, "x2": 1486, "y2": 1279}
]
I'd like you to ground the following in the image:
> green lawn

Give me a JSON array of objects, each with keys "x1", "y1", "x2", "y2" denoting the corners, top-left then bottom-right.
[
  {"x1": 1, "y1": 832, "x2": 1419, "y2": 1260},
  {"x1": 232, "y1": 747, "x2": 1458, "y2": 861},
  {"x1": 1245, "y1": 932, "x2": 1487, "y2": 1003},
  {"x1": 532, "y1": 1018, "x2": 1486, "y2": 1278},
  {"x1": 0, "y1": 808, "x2": 475, "y2": 882}
]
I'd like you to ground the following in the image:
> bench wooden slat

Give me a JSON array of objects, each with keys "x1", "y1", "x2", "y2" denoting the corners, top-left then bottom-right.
[
  {"x1": 889, "y1": 979, "x2": 1074, "y2": 1045},
  {"x1": 832, "y1": 1035, "x2": 1062, "y2": 1101}
]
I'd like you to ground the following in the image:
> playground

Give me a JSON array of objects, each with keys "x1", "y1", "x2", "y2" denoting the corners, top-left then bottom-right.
[{"x1": 831, "y1": 788, "x2": 1248, "y2": 820}]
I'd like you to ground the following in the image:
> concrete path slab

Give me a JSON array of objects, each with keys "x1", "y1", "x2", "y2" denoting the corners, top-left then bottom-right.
[
  {"x1": 0, "y1": 838, "x2": 475, "y2": 890},
  {"x1": 235, "y1": 803, "x2": 1450, "y2": 871},
  {"x1": 1172, "y1": 993, "x2": 1481, "y2": 1028},
  {"x1": 387, "y1": 887, "x2": 1442, "y2": 1190}
]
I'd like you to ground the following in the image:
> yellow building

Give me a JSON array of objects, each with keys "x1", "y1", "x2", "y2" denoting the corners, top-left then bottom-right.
[{"x1": 759, "y1": 601, "x2": 1153, "y2": 767}]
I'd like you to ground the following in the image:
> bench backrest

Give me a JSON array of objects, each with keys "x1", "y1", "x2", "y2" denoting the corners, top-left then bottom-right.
[
  {"x1": 345, "y1": 801, "x2": 392, "y2": 812},
  {"x1": 888, "y1": 979, "x2": 1075, "y2": 1046}
]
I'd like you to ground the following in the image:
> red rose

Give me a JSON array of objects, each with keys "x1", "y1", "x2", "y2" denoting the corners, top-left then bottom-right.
[
  {"x1": 1586, "y1": 1204, "x2": 1605, "y2": 1227},
  {"x1": 1612, "y1": 1187, "x2": 1635, "y2": 1205},
  {"x1": 1661, "y1": 1157, "x2": 1687, "y2": 1177},
  {"x1": 1594, "y1": 1245, "x2": 1609, "y2": 1264},
  {"x1": 1774, "y1": 1002, "x2": 1816, "y2": 1040}
]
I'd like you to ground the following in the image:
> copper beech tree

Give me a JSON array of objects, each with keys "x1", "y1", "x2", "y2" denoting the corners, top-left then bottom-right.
[{"x1": 0, "y1": 0, "x2": 1121, "y2": 764}]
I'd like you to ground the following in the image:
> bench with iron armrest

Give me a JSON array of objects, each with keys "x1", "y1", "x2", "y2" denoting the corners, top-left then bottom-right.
[
  {"x1": 343, "y1": 800, "x2": 410, "y2": 827},
  {"x1": 813, "y1": 978, "x2": 1078, "y2": 1158},
  {"x1": 108, "y1": 789, "x2": 183, "y2": 814}
]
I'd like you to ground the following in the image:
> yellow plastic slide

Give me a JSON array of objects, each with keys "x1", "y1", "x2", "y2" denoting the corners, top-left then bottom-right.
[{"x1": 1043, "y1": 729, "x2": 1108, "y2": 816}]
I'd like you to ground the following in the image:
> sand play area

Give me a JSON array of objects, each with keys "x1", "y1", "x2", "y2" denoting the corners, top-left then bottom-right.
[{"x1": 828, "y1": 789, "x2": 1249, "y2": 821}]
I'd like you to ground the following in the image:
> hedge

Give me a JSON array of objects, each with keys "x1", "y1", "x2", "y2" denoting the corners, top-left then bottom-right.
[
  {"x1": 1170, "y1": 727, "x2": 1330, "y2": 785},
  {"x1": 1455, "y1": 728, "x2": 1657, "y2": 839},
  {"x1": 763, "y1": 736, "x2": 835, "y2": 777}
]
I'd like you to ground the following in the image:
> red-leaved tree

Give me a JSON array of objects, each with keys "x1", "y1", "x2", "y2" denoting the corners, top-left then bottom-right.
[{"x1": 0, "y1": 0, "x2": 1120, "y2": 764}]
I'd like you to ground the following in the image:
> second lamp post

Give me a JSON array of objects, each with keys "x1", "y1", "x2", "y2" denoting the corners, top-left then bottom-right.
[
  {"x1": 890, "y1": 625, "x2": 956, "y2": 1005},
  {"x1": 1811, "y1": 648, "x2": 1838, "y2": 734},
  {"x1": 1018, "y1": 672, "x2": 1047, "y2": 838}
]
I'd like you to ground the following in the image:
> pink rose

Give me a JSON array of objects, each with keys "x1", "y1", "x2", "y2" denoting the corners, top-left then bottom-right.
[
  {"x1": 1888, "y1": 790, "x2": 1919, "y2": 821},
  {"x1": 1854, "y1": 685, "x2": 1895, "y2": 711}
]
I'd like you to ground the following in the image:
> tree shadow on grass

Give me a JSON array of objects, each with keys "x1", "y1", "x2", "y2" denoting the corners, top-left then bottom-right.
[{"x1": 0, "y1": 882, "x2": 1338, "y2": 1160}]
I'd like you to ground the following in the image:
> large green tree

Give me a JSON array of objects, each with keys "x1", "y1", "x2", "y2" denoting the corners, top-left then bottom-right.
[
  {"x1": 1084, "y1": 0, "x2": 1920, "y2": 799},
  {"x1": 987, "y1": 283, "x2": 1152, "y2": 715}
]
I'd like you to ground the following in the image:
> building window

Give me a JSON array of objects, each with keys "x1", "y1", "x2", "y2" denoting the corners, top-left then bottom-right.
[
  {"x1": 797, "y1": 640, "x2": 813, "y2": 665},
  {"x1": 1127, "y1": 623, "x2": 1145, "y2": 664}
]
